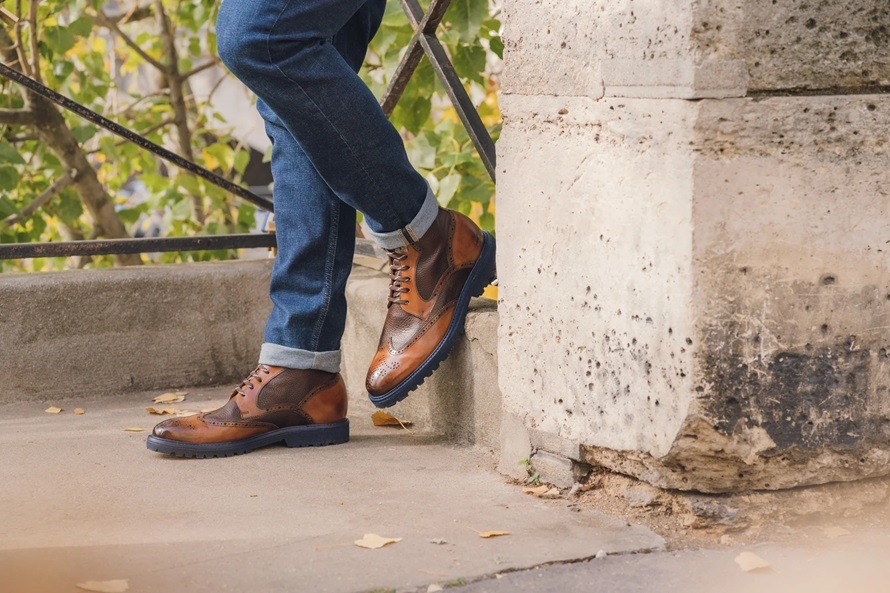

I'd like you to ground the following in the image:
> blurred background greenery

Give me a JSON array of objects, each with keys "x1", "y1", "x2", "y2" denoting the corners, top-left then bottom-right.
[{"x1": 0, "y1": 0, "x2": 500, "y2": 272}]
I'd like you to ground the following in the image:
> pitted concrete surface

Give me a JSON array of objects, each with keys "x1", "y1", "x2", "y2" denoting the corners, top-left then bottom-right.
[{"x1": 0, "y1": 389, "x2": 662, "y2": 593}]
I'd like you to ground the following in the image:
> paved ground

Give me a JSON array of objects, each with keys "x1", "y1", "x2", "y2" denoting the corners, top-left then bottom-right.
[
  {"x1": 0, "y1": 388, "x2": 661, "y2": 593},
  {"x1": 4, "y1": 387, "x2": 889, "y2": 593},
  {"x1": 448, "y1": 525, "x2": 890, "y2": 593}
]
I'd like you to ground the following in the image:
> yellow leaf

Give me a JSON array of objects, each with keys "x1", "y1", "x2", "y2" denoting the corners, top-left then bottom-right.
[
  {"x1": 354, "y1": 533, "x2": 402, "y2": 549},
  {"x1": 153, "y1": 392, "x2": 186, "y2": 404},
  {"x1": 371, "y1": 411, "x2": 413, "y2": 428},
  {"x1": 76, "y1": 579, "x2": 129, "y2": 593},
  {"x1": 201, "y1": 148, "x2": 220, "y2": 171},
  {"x1": 73, "y1": 408, "x2": 86, "y2": 415},
  {"x1": 734, "y1": 551, "x2": 771, "y2": 572},
  {"x1": 479, "y1": 531, "x2": 510, "y2": 539},
  {"x1": 522, "y1": 485, "x2": 549, "y2": 496},
  {"x1": 123, "y1": 428, "x2": 145, "y2": 432},
  {"x1": 146, "y1": 407, "x2": 175, "y2": 415},
  {"x1": 45, "y1": 406, "x2": 63, "y2": 414}
]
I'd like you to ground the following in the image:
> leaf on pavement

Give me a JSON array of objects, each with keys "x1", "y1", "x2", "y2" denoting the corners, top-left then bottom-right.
[
  {"x1": 73, "y1": 408, "x2": 86, "y2": 415},
  {"x1": 45, "y1": 406, "x2": 63, "y2": 414},
  {"x1": 478, "y1": 530, "x2": 510, "y2": 539},
  {"x1": 354, "y1": 533, "x2": 402, "y2": 549},
  {"x1": 523, "y1": 485, "x2": 560, "y2": 498},
  {"x1": 146, "y1": 407, "x2": 175, "y2": 415},
  {"x1": 153, "y1": 392, "x2": 186, "y2": 404},
  {"x1": 75, "y1": 580, "x2": 129, "y2": 593},
  {"x1": 734, "y1": 551, "x2": 771, "y2": 572},
  {"x1": 122, "y1": 427, "x2": 145, "y2": 432},
  {"x1": 371, "y1": 411, "x2": 413, "y2": 428}
]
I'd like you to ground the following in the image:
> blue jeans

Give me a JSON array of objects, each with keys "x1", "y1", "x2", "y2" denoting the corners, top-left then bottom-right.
[{"x1": 216, "y1": 0, "x2": 439, "y2": 372}]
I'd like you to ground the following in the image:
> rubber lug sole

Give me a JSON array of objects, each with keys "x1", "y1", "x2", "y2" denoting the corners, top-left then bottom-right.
[
  {"x1": 145, "y1": 418, "x2": 349, "y2": 458},
  {"x1": 368, "y1": 231, "x2": 497, "y2": 409}
]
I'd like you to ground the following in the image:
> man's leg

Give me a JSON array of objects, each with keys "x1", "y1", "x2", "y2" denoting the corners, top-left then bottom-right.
[
  {"x1": 146, "y1": 1, "x2": 386, "y2": 458},
  {"x1": 212, "y1": 0, "x2": 496, "y2": 410},
  {"x1": 215, "y1": 0, "x2": 439, "y2": 249}
]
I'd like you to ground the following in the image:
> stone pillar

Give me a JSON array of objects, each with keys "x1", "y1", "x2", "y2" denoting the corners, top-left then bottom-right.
[{"x1": 497, "y1": 0, "x2": 890, "y2": 493}]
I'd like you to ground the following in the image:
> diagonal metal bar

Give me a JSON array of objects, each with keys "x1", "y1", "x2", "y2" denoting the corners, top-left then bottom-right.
[
  {"x1": 380, "y1": 0, "x2": 497, "y2": 181},
  {"x1": 419, "y1": 0, "x2": 453, "y2": 33},
  {"x1": 420, "y1": 34, "x2": 497, "y2": 180},
  {"x1": 381, "y1": 0, "x2": 454, "y2": 116},
  {"x1": 0, "y1": 61, "x2": 274, "y2": 213},
  {"x1": 380, "y1": 39, "x2": 424, "y2": 117}
]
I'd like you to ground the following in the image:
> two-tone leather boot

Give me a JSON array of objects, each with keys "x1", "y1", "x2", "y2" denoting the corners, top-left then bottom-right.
[
  {"x1": 146, "y1": 365, "x2": 349, "y2": 458},
  {"x1": 365, "y1": 207, "x2": 496, "y2": 408}
]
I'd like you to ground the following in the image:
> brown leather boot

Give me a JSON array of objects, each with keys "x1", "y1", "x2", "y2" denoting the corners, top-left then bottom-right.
[
  {"x1": 366, "y1": 208, "x2": 496, "y2": 408},
  {"x1": 146, "y1": 365, "x2": 349, "y2": 458}
]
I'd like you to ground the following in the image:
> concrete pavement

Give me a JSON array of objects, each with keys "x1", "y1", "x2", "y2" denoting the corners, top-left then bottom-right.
[
  {"x1": 0, "y1": 388, "x2": 662, "y2": 593},
  {"x1": 448, "y1": 524, "x2": 890, "y2": 593}
]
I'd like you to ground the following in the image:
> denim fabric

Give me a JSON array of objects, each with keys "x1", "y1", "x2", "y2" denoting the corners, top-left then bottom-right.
[{"x1": 216, "y1": 0, "x2": 439, "y2": 371}]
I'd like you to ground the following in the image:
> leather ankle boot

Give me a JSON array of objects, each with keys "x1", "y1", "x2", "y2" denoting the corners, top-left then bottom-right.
[
  {"x1": 146, "y1": 365, "x2": 349, "y2": 458},
  {"x1": 366, "y1": 208, "x2": 496, "y2": 408}
]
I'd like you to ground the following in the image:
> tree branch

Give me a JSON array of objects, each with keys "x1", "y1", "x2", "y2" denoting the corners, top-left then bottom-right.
[
  {"x1": 0, "y1": 107, "x2": 33, "y2": 125},
  {"x1": 180, "y1": 56, "x2": 221, "y2": 81},
  {"x1": 27, "y1": 0, "x2": 40, "y2": 83},
  {"x1": 1, "y1": 172, "x2": 73, "y2": 228},
  {"x1": 95, "y1": 10, "x2": 167, "y2": 73}
]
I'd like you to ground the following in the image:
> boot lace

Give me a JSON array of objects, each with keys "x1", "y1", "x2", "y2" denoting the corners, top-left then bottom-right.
[
  {"x1": 386, "y1": 248, "x2": 411, "y2": 306},
  {"x1": 235, "y1": 364, "x2": 271, "y2": 397}
]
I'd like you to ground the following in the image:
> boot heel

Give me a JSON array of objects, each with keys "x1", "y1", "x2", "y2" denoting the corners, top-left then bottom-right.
[{"x1": 284, "y1": 419, "x2": 350, "y2": 448}]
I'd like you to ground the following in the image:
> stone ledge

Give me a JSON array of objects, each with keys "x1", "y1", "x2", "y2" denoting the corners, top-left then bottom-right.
[{"x1": 0, "y1": 261, "x2": 504, "y2": 450}]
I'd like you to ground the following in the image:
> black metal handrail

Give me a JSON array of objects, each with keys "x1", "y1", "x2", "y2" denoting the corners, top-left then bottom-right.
[{"x1": 0, "y1": 0, "x2": 496, "y2": 261}]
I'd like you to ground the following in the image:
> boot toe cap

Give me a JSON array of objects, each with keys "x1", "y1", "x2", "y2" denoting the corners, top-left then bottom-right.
[{"x1": 366, "y1": 359, "x2": 404, "y2": 396}]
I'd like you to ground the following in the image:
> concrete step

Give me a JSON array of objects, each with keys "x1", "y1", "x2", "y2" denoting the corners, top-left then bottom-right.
[{"x1": 0, "y1": 261, "x2": 502, "y2": 451}]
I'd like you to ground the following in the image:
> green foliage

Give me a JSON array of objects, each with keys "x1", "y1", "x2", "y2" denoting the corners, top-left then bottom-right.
[
  {"x1": 1, "y1": 0, "x2": 251, "y2": 271},
  {"x1": 361, "y1": 0, "x2": 500, "y2": 232},
  {"x1": 0, "y1": 0, "x2": 500, "y2": 273}
]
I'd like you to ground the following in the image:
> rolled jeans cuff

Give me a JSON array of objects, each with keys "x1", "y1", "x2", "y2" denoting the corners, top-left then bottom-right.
[
  {"x1": 259, "y1": 343, "x2": 341, "y2": 373},
  {"x1": 367, "y1": 185, "x2": 439, "y2": 250}
]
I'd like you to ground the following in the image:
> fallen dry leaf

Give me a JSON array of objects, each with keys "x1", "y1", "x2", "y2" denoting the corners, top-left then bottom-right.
[
  {"x1": 153, "y1": 392, "x2": 186, "y2": 404},
  {"x1": 122, "y1": 428, "x2": 145, "y2": 432},
  {"x1": 823, "y1": 526, "x2": 851, "y2": 539},
  {"x1": 75, "y1": 580, "x2": 129, "y2": 593},
  {"x1": 734, "y1": 551, "x2": 771, "y2": 572},
  {"x1": 45, "y1": 406, "x2": 63, "y2": 414},
  {"x1": 478, "y1": 531, "x2": 510, "y2": 539},
  {"x1": 146, "y1": 407, "x2": 175, "y2": 415},
  {"x1": 73, "y1": 408, "x2": 86, "y2": 415},
  {"x1": 523, "y1": 485, "x2": 550, "y2": 496},
  {"x1": 354, "y1": 533, "x2": 402, "y2": 549},
  {"x1": 371, "y1": 410, "x2": 413, "y2": 428}
]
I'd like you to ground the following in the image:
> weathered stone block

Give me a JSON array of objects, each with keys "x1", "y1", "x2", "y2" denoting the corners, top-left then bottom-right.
[
  {"x1": 530, "y1": 451, "x2": 578, "y2": 489},
  {"x1": 502, "y1": 0, "x2": 890, "y2": 97},
  {"x1": 497, "y1": 92, "x2": 890, "y2": 492}
]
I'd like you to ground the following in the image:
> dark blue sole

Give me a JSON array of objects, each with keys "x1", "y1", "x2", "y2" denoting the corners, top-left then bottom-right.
[
  {"x1": 145, "y1": 419, "x2": 349, "y2": 458},
  {"x1": 368, "y1": 231, "x2": 497, "y2": 409}
]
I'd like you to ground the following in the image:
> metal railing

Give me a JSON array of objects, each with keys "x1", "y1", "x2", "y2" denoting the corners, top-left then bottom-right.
[{"x1": 0, "y1": 0, "x2": 496, "y2": 262}]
